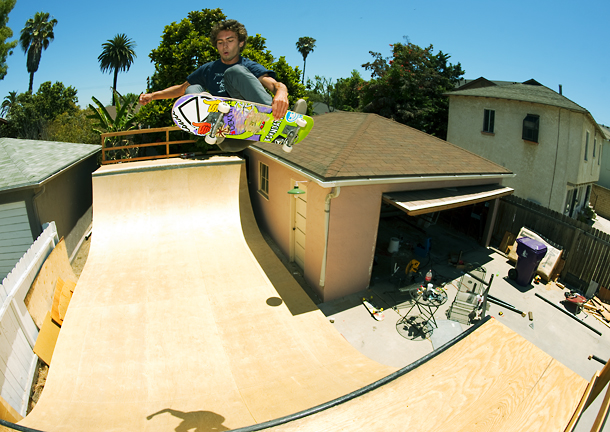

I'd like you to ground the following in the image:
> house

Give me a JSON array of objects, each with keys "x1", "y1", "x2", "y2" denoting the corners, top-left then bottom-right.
[
  {"x1": 446, "y1": 78, "x2": 604, "y2": 218},
  {"x1": 243, "y1": 112, "x2": 513, "y2": 302},
  {"x1": 592, "y1": 125, "x2": 610, "y2": 219},
  {"x1": 598, "y1": 125, "x2": 610, "y2": 188},
  {"x1": 0, "y1": 138, "x2": 100, "y2": 280}
]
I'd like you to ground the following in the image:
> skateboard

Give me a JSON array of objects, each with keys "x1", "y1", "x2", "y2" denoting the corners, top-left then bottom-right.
[
  {"x1": 172, "y1": 94, "x2": 314, "y2": 152},
  {"x1": 362, "y1": 297, "x2": 385, "y2": 321}
]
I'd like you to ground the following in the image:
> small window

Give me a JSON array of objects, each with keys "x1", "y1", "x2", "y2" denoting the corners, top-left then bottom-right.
[
  {"x1": 593, "y1": 138, "x2": 597, "y2": 158},
  {"x1": 585, "y1": 131, "x2": 589, "y2": 161},
  {"x1": 483, "y1": 109, "x2": 495, "y2": 133},
  {"x1": 259, "y1": 162, "x2": 269, "y2": 198},
  {"x1": 522, "y1": 114, "x2": 539, "y2": 143}
]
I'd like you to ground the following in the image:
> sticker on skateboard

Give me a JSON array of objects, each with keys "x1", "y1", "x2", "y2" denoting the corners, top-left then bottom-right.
[
  {"x1": 172, "y1": 94, "x2": 314, "y2": 152},
  {"x1": 362, "y1": 297, "x2": 385, "y2": 321}
]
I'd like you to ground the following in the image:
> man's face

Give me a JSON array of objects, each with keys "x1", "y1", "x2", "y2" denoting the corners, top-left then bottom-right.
[{"x1": 216, "y1": 30, "x2": 244, "y2": 65}]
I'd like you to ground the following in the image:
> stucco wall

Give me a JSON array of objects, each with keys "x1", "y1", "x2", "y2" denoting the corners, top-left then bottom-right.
[
  {"x1": 447, "y1": 96, "x2": 600, "y2": 214},
  {"x1": 246, "y1": 146, "x2": 511, "y2": 302},
  {"x1": 597, "y1": 141, "x2": 610, "y2": 189}
]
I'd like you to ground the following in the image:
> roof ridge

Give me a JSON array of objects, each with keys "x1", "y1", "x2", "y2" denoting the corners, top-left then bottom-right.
[{"x1": 324, "y1": 113, "x2": 375, "y2": 177}]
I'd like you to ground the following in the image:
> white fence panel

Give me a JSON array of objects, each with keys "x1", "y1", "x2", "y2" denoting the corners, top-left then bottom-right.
[{"x1": 0, "y1": 222, "x2": 59, "y2": 416}]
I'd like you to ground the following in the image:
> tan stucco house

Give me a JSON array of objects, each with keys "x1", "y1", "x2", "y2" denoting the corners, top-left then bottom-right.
[
  {"x1": 446, "y1": 78, "x2": 604, "y2": 218},
  {"x1": 244, "y1": 112, "x2": 513, "y2": 302},
  {"x1": 0, "y1": 138, "x2": 100, "y2": 279}
]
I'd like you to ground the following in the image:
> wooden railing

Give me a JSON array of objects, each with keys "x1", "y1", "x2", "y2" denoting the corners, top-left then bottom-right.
[{"x1": 100, "y1": 126, "x2": 197, "y2": 165}]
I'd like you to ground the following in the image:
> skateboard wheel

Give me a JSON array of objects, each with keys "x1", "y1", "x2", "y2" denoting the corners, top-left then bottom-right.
[
  {"x1": 282, "y1": 144, "x2": 293, "y2": 153},
  {"x1": 296, "y1": 117, "x2": 307, "y2": 128},
  {"x1": 218, "y1": 102, "x2": 230, "y2": 114},
  {"x1": 205, "y1": 135, "x2": 217, "y2": 145}
]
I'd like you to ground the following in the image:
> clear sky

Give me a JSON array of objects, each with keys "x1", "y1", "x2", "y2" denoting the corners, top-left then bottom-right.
[{"x1": 2, "y1": 0, "x2": 609, "y2": 126}]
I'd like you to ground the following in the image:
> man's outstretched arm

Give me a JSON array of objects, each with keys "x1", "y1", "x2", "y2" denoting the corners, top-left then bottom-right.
[
  {"x1": 259, "y1": 75, "x2": 289, "y2": 120},
  {"x1": 139, "y1": 82, "x2": 190, "y2": 105}
]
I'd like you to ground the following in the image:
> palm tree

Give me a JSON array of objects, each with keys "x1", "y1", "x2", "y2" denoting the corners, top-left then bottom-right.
[
  {"x1": 296, "y1": 37, "x2": 316, "y2": 84},
  {"x1": 1, "y1": 91, "x2": 18, "y2": 118},
  {"x1": 19, "y1": 12, "x2": 57, "y2": 93},
  {"x1": 98, "y1": 34, "x2": 136, "y2": 106}
]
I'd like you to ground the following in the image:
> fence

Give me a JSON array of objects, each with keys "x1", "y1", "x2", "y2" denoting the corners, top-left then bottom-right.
[
  {"x1": 0, "y1": 222, "x2": 58, "y2": 416},
  {"x1": 100, "y1": 126, "x2": 197, "y2": 165},
  {"x1": 494, "y1": 195, "x2": 610, "y2": 289}
]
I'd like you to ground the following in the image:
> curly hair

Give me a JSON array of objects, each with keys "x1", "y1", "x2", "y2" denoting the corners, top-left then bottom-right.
[{"x1": 210, "y1": 20, "x2": 248, "y2": 52}]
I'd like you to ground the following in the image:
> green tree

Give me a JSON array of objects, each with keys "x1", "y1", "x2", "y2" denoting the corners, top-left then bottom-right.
[
  {"x1": 333, "y1": 70, "x2": 365, "y2": 112},
  {"x1": 46, "y1": 108, "x2": 99, "y2": 144},
  {"x1": 0, "y1": 81, "x2": 78, "y2": 139},
  {"x1": 19, "y1": 11, "x2": 57, "y2": 92},
  {"x1": 0, "y1": 0, "x2": 17, "y2": 80},
  {"x1": 305, "y1": 75, "x2": 334, "y2": 111},
  {"x1": 139, "y1": 8, "x2": 306, "y2": 128},
  {"x1": 360, "y1": 40, "x2": 464, "y2": 139},
  {"x1": 33, "y1": 81, "x2": 78, "y2": 121},
  {"x1": 98, "y1": 33, "x2": 137, "y2": 106},
  {"x1": 295, "y1": 36, "x2": 315, "y2": 84}
]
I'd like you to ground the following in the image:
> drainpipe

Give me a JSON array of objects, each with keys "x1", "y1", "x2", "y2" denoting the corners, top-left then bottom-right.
[{"x1": 319, "y1": 187, "x2": 341, "y2": 289}]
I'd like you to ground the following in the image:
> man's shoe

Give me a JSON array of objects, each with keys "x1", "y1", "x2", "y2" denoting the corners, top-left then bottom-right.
[{"x1": 291, "y1": 99, "x2": 307, "y2": 115}]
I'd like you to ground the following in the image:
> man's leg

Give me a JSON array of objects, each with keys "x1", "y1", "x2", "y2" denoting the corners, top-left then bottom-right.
[
  {"x1": 185, "y1": 84, "x2": 205, "y2": 95},
  {"x1": 223, "y1": 65, "x2": 273, "y2": 105}
]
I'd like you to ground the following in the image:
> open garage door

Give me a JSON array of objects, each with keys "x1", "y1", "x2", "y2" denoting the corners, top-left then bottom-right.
[{"x1": 382, "y1": 184, "x2": 513, "y2": 216}]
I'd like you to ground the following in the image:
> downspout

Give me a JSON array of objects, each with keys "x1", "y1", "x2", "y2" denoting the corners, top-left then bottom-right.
[{"x1": 319, "y1": 187, "x2": 341, "y2": 289}]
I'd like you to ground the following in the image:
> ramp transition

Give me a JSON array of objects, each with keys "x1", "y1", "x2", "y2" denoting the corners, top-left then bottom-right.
[{"x1": 11, "y1": 157, "x2": 591, "y2": 431}]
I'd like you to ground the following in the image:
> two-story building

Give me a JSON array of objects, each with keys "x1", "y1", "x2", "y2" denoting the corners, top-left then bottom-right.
[{"x1": 446, "y1": 78, "x2": 604, "y2": 218}]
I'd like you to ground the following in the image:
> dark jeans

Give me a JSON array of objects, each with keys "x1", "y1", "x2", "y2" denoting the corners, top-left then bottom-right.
[{"x1": 186, "y1": 65, "x2": 273, "y2": 152}]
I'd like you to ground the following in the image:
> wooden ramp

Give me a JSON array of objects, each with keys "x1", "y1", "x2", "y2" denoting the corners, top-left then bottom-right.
[{"x1": 12, "y1": 157, "x2": 591, "y2": 432}]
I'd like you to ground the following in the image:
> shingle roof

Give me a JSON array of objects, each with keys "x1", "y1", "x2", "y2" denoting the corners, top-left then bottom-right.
[
  {"x1": 448, "y1": 81, "x2": 587, "y2": 113},
  {"x1": 0, "y1": 138, "x2": 100, "y2": 192},
  {"x1": 253, "y1": 112, "x2": 512, "y2": 181}
]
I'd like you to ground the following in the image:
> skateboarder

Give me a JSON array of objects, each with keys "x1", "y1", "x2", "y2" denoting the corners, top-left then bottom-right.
[{"x1": 139, "y1": 19, "x2": 306, "y2": 152}]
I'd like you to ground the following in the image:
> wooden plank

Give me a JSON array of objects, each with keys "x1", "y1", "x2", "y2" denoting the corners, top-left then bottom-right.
[
  {"x1": 50, "y1": 277, "x2": 64, "y2": 325},
  {"x1": 32, "y1": 313, "x2": 60, "y2": 366},
  {"x1": 563, "y1": 371, "x2": 599, "y2": 432},
  {"x1": 0, "y1": 394, "x2": 22, "y2": 423},
  {"x1": 24, "y1": 238, "x2": 77, "y2": 329},
  {"x1": 590, "y1": 379, "x2": 610, "y2": 432},
  {"x1": 57, "y1": 280, "x2": 75, "y2": 323}
]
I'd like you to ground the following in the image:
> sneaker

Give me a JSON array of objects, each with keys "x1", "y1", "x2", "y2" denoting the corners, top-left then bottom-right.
[{"x1": 291, "y1": 99, "x2": 307, "y2": 115}]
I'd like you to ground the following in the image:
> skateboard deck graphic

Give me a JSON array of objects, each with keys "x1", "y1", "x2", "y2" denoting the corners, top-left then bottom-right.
[{"x1": 172, "y1": 94, "x2": 314, "y2": 152}]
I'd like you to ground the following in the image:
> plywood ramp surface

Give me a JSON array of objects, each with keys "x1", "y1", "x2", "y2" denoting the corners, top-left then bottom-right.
[
  {"x1": 262, "y1": 318, "x2": 587, "y2": 432},
  {"x1": 19, "y1": 157, "x2": 393, "y2": 432},
  {"x1": 18, "y1": 157, "x2": 587, "y2": 432}
]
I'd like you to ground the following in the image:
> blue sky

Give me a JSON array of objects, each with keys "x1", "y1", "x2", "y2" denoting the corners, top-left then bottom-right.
[{"x1": 2, "y1": 0, "x2": 609, "y2": 125}]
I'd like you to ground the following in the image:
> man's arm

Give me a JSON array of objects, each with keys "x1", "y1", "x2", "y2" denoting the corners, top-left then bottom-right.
[
  {"x1": 259, "y1": 75, "x2": 289, "y2": 120},
  {"x1": 139, "y1": 82, "x2": 190, "y2": 106}
]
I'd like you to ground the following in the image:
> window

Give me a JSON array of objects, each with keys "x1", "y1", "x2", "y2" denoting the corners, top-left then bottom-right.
[
  {"x1": 258, "y1": 162, "x2": 269, "y2": 198},
  {"x1": 522, "y1": 114, "x2": 539, "y2": 143},
  {"x1": 483, "y1": 109, "x2": 495, "y2": 133},
  {"x1": 594, "y1": 138, "x2": 597, "y2": 158},
  {"x1": 585, "y1": 131, "x2": 589, "y2": 161}
]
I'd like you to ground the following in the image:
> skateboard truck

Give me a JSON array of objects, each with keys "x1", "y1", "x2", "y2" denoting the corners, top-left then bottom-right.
[
  {"x1": 281, "y1": 117, "x2": 308, "y2": 153},
  {"x1": 204, "y1": 102, "x2": 231, "y2": 145}
]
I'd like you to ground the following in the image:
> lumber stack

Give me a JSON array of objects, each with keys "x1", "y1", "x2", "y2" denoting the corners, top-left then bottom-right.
[{"x1": 584, "y1": 297, "x2": 610, "y2": 328}]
